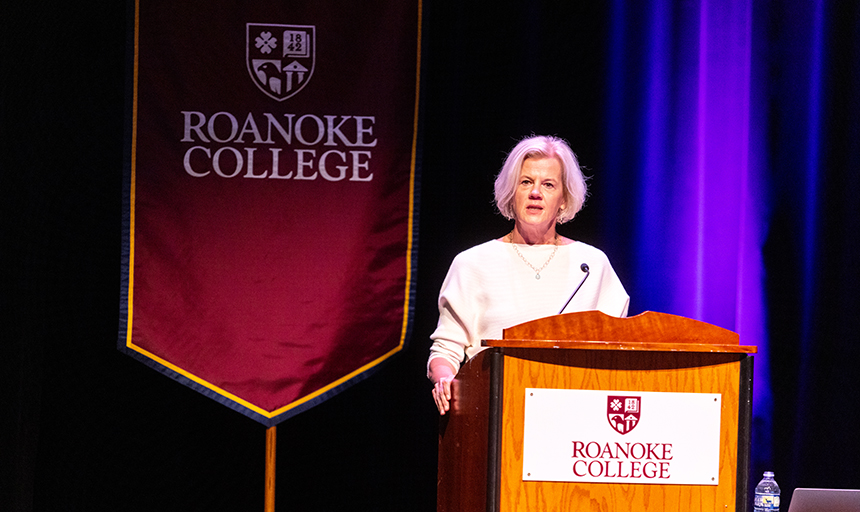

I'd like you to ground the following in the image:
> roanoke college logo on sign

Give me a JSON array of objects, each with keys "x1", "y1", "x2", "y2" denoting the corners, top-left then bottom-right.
[
  {"x1": 522, "y1": 389, "x2": 720, "y2": 484},
  {"x1": 607, "y1": 395, "x2": 641, "y2": 434},
  {"x1": 247, "y1": 23, "x2": 316, "y2": 101}
]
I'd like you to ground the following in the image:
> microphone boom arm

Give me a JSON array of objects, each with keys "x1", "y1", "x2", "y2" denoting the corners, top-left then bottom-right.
[{"x1": 558, "y1": 263, "x2": 590, "y2": 314}]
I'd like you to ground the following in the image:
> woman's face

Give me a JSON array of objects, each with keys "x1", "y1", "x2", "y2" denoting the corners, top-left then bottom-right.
[{"x1": 512, "y1": 156, "x2": 566, "y2": 231}]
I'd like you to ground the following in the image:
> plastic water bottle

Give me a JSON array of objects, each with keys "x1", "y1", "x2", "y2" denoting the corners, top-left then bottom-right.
[{"x1": 754, "y1": 471, "x2": 780, "y2": 511}]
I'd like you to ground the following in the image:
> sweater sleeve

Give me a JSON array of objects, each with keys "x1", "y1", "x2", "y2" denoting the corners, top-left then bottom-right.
[
  {"x1": 427, "y1": 253, "x2": 476, "y2": 377},
  {"x1": 592, "y1": 249, "x2": 630, "y2": 317}
]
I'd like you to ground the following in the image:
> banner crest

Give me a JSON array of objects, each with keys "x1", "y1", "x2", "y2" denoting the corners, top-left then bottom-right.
[{"x1": 247, "y1": 23, "x2": 316, "y2": 101}]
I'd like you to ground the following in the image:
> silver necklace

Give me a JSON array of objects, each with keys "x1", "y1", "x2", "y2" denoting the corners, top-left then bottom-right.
[{"x1": 509, "y1": 232, "x2": 559, "y2": 280}]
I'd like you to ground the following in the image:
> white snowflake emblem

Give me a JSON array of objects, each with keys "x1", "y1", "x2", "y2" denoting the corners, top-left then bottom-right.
[
  {"x1": 255, "y1": 31, "x2": 277, "y2": 54},
  {"x1": 610, "y1": 398, "x2": 623, "y2": 411}
]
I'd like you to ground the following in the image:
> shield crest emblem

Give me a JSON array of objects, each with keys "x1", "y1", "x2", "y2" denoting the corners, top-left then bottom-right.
[
  {"x1": 247, "y1": 23, "x2": 316, "y2": 101},
  {"x1": 607, "y1": 395, "x2": 641, "y2": 435}
]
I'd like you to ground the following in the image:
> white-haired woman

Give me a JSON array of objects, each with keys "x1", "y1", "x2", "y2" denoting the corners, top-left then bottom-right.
[{"x1": 428, "y1": 135, "x2": 629, "y2": 415}]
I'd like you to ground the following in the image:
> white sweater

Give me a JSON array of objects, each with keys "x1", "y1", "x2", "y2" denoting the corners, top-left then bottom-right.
[{"x1": 428, "y1": 239, "x2": 629, "y2": 375}]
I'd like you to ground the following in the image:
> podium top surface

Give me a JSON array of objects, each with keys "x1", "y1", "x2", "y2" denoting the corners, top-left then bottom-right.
[{"x1": 484, "y1": 311, "x2": 756, "y2": 354}]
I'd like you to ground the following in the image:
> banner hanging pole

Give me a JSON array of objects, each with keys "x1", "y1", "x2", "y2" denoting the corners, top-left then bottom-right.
[{"x1": 265, "y1": 426, "x2": 276, "y2": 512}]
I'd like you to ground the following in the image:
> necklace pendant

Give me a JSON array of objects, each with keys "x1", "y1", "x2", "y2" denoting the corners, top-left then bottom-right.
[{"x1": 535, "y1": 273, "x2": 541, "y2": 280}]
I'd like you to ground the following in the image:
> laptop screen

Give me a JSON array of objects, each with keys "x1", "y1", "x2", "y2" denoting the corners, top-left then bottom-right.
[{"x1": 788, "y1": 488, "x2": 860, "y2": 512}]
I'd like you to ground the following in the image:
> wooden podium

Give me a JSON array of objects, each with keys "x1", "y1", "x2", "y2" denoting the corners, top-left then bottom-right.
[{"x1": 436, "y1": 311, "x2": 756, "y2": 512}]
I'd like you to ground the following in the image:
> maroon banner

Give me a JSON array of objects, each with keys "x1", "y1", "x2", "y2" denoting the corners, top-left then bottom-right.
[{"x1": 119, "y1": 0, "x2": 421, "y2": 425}]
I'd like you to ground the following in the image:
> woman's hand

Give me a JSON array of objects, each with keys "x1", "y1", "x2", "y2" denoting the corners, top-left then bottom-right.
[{"x1": 429, "y1": 359, "x2": 456, "y2": 415}]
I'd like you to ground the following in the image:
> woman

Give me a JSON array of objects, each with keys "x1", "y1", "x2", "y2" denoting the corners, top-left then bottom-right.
[{"x1": 428, "y1": 135, "x2": 629, "y2": 415}]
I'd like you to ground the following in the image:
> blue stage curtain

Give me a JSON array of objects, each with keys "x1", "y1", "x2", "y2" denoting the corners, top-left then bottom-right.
[
  {"x1": 603, "y1": 0, "x2": 860, "y2": 498},
  {"x1": 763, "y1": 0, "x2": 860, "y2": 495}
]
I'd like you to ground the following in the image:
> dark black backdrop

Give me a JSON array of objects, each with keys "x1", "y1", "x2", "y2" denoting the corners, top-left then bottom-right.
[{"x1": 4, "y1": 2, "x2": 860, "y2": 511}]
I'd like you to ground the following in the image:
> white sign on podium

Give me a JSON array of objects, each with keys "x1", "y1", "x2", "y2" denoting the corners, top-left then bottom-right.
[{"x1": 522, "y1": 389, "x2": 721, "y2": 485}]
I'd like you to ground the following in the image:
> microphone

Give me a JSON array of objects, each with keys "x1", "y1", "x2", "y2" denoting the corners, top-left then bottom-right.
[{"x1": 558, "y1": 263, "x2": 590, "y2": 314}]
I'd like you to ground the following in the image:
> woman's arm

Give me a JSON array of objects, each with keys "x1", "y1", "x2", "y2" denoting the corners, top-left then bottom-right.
[{"x1": 428, "y1": 358, "x2": 457, "y2": 415}]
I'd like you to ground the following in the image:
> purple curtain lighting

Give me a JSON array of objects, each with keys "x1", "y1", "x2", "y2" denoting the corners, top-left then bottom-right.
[
  {"x1": 605, "y1": 0, "x2": 860, "y2": 495},
  {"x1": 605, "y1": 0, "x2": 773, "y2": 469}
]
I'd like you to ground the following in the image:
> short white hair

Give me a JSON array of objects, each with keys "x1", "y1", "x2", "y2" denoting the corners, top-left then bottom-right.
[{"x1": 494, "y1": 135, "x2": 587, "y2": 224}]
